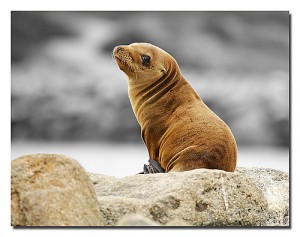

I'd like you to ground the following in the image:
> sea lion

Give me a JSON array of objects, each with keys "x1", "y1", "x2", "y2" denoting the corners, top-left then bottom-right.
[{"x1": 113, "y1": 42, "x2": 237, "y2": 173}]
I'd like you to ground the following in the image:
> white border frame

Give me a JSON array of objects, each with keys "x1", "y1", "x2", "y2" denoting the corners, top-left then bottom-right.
[{"x1": 1, "y1": 1, "x2": 298, "y2": 236}]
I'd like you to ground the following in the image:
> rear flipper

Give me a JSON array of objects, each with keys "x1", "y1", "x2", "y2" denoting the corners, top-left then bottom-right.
[{"x1": 139, "y1": 159, "x2": 165, "y2": 174}]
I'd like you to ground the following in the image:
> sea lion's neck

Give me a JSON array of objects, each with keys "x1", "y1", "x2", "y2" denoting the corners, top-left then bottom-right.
[{"x1": 128, "y1": 68, "x2": 182, "y2": 123}]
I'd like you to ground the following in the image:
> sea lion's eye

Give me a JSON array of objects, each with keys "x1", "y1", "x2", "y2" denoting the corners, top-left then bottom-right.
[{"x1": 141, "y1": 55, "x2": 151, "y2": 65}]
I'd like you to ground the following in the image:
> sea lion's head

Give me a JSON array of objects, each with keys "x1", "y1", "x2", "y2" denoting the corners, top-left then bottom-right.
[{"x1": 113, "y1": 43, "x2": 179, "y2": 83}]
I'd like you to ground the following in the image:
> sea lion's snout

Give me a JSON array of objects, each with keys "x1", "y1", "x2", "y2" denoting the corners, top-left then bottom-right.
[
  {"x1": 113, "y1": 45, "x2": 126, "y2": 56},
  {"x1": 113, "y1": 45, "x2": 135, "y2": 74}
]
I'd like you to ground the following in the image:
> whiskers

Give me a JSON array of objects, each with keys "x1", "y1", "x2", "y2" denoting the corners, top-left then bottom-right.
[
  {"x1": 120, "y1": 59, "x2": 136, "y2": 73},
  {"x1": 112, "y1": 51, "x2": 137, "y2": 74}
]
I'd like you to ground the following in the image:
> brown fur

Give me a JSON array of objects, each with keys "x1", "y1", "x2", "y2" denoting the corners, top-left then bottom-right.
[{"x1": 113, "y1": 43, "x2": 237, "y2": 172}]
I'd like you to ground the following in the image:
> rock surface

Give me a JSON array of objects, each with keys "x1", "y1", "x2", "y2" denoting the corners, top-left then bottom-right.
[
  {"x1": 11, "y1": 154, "x2": 104, "y2": 226},
  {"x1": 117, "y1": 214, "x2": 160, "y2": 226},
  {"x1": 237, "y1": 167, "x2": 289, "y2": 226},
  {"x1": 89, "y1": 168, "x2": 288, "y2": 226},
  {"x1": 11, "y1": 154, "x2": 289, "y2": 227}
]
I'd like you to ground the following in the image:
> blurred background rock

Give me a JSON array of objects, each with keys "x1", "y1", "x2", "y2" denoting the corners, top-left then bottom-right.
[{"x1": 11, "y1": 12, "x2": 289, "y2": 174}]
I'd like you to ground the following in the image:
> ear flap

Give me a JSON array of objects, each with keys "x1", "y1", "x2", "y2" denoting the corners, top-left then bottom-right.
[{"x1": 161, "y1": 67, "x2": 167, "y2": 75}]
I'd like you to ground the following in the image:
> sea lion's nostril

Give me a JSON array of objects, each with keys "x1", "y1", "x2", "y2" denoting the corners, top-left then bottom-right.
[{"x1": 116, "y1": 46, "x2": 123, "y2": 53}]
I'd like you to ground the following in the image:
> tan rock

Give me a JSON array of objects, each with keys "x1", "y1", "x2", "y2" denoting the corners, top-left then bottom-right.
[
  {"x1": 11, "y1": 154, "x2": 104, "y2": 226},
  {"x1": 11, "y1": 153, "x2": 288, "y2": 227},
  {"x1": 89, "y1": 169, "x2": 270, "y2": 226},
  {"x1": 237, "y1": 167, "x2": 289, "y2": 226},
  {"x1": 164, "y1": 219, "x2": 192, "y2": 226},
  {"x1": 117, "y1": 214, "x2": 160, "y2": 226}
]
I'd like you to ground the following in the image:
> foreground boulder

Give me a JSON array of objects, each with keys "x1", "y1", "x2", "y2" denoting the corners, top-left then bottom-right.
[
  {"x1": 11, "y1": 154, "x2": 104, "y2": 226},
  {"x1": 89, "y1": 167, "x2": 288, "y2": 226}
]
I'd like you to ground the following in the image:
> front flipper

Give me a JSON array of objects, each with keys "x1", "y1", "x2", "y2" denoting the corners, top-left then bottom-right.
[{"x1": 143, "y1": 159, "x2": 165, "y2": 174}]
